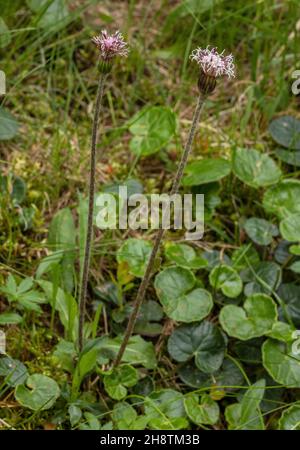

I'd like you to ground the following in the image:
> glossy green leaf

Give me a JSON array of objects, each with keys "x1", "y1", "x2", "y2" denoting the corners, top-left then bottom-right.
[
  {"x1": 244, "y1": 218, "x2": 278, "y2": 246},
  {"x1": 225, "y1": 379, "x2": 265, "y2": 430},
  {"x1": 220, "y1": 294, "x2": 277, "y2": 340},
  {"x1": 155, "y1": 266, "x2": 212, "y2": 322},
  {"x1": 168, "y1": 321, "x2": 226, "y2": 373},
  {"x1": 263, "y1": 179, "x2": 300, "y2": 219},
  {"x1": 232, "y1": 148, "x2": 281, "y2": 188},
  {"x1": 112, "y1": 402, "x2": 148, "y2": 430},
  {"x1": 209, "y1": 264, "x2": 242, "y2": 298},
  {"x1": 262, "y1": 339, "x2": 300, "y2": 387},
  {"x1": 145, "y1": 389, "x2": 188, "y2": 430},
  {"x1": 0, "y1": 107, "x2": 19, "y2": 140},
  {"x1": 164, "y1": 242, "x2": 208, "y2": 269},
  {"x1": 48, "y1": 207, "x2": 76, "y2": 293},
  {"x1": 178, "y1": 358, "x2": 244, "y2": 391},
  {"x1": 280, "y1": 213, "x2": 300, "y2": 242},
  {"x1": 183, "y1": 158, "x2": 231, "y2": 186},
  {"x1": 269, "y1": 116, "x2": 300, "y2": 149},
  {"x1": 243, "y1": 262, "x2": 281, "y2": 296},
  {"x1": 117, "y1": 238, "x2": 153, "y2": 278},
  {"x1": 184, "y1": 393, "x2": 219, "y2": 425},
  {"x1": 129, "y1": 106, "x2": 176, "y2": 156},
  {"x1": 15, "y1": 374, "x2": 60, "y2": 411},
  {"x1": 0, "y1": 357, "x2": 28, "y2": 387},
  {"x1": 103, "y1": 365, "x2": 138, "y2": 400},
  {"x1": 278, "y1": 405, "x2": 300, "y2": 430}
]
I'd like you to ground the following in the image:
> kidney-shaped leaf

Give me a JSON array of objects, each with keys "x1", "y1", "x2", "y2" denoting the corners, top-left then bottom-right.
[
  {"x1": 209, "y1": 264, "x2": 242, "y2": 298},
  {"x1": 220, "y1": 294, "x2": 277, "y2": 340},
  {"x1": 168, "y1": 321, "x2": 226, "y2": 373},
  {"x1": 117, "y1": 238, "x2": 153, "y2": 278},
  {"x1": 232, "y1": 148, "x2": 281, "y2": 188},
  {"x1": 269, "y1": 116, "x2": 300, "y2": 150},
  {"x1": 155, "y1": 267, "x2": 212, "y2": 322},
  {"x1": 244, "y1": 218, "x2": 278, "y2": 246},
  {"x1": 184, "y1": 393, "x2": 219, "y2": 425},
  {"x1": 15, "y1": 374, "x2": 60, "y2": 411},
  {"x1": 129, "y1": 106, "x2": 176, "y2": 156},
  {"x1": 0, "y1": 107, "x2": 19, "y2": 140},
  {"x1": 263, "y1": 179, "x2": 300, "y2": 219},
  {"x1": 164, "y1": 242, "x2": 208, "y2": 269},
  {"x1": 280, "y1": 213, "x2": 300, "y2": 242},
  {"x1": 145, "y1": 389, "x2": 188, "y2": 430},
  {"x1": 262, "y1": 339, "x2": 300, "y2": 387}
]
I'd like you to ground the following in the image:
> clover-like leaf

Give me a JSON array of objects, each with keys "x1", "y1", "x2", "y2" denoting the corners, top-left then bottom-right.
[
  {"x1": 232, "y1": 148, "x2": 281, "y2": 188},
  {"x1": 168, "y1": 321, "x2": 226, "y2": 373},
  {"x1": 103, "y1": 365, "x2": 138, "y2": 400},
  {"x1": 155, "y1": 267, "x2": 212, "y2": 322},
  {"x1": 15, "y1": 374, "x2": 60, "y2": 411},
  {"x1": 262, "y1": 339, "x2": 300, "y2": 387},
  {"x1": 209, "y1": 264, "x2": 242, "y2": 298},
  {"x1": 220, "y1": 294, "x2": 277, "y2": 340},
  {"x1": 117, "y1": 238, "x2": 153, "y2": 278},
  {"x1": 184, "y1": 393, "x2": 219, "y2": 425}
]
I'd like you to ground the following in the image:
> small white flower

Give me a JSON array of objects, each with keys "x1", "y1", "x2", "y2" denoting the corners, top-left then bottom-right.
[{"x1": 191, "y1": 46, "x2": 235, "y2": 78}]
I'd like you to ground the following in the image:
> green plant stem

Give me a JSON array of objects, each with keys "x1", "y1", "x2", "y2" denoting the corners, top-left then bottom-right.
[
  {"x1": 78, "y1": 73, "x2": 105, "y2": 351},
  {"x1": 113, "y1": 92, "x2": 207, "y2": 367}
]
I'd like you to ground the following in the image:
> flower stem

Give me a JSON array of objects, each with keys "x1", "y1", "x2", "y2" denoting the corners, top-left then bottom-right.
[
  {"x1": 78, "y1": 73, "x2": 106, "y2": 351},
  {"x1": 113, "y1": 93, "x2": 207, "y2": 367}
]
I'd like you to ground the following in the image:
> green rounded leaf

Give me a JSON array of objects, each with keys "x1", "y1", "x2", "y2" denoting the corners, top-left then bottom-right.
[
  {"x1": 262, "y1": 339, "x2": 300, "y2": 387},
  {"x1": 15, "y1": 374, "x2": 60, "y2": 411},
  {"x1": 178, "y1": 358, "x2": 244, "y2": 391},
  {"x1": 225, "y1": 379, "x2": 265, "y2": 430},
  {"x1": 183, "y1": 158, "x2": 231, "y2": 186},
  {"x1": 275, "y1": 148, "x2": 300, "y2": 166},
  {"x1": 0, "y1": 357, "x2": 28, "y2": 387},
  {"x1": 184, "y1": 393, "x2": 219, "y2": 425},
  {"x1": 168, "y1": 321, "x2": 226, "y2": 373},
  {"x1": 220, "y1": 294, "x2": 277, "y2": 340},
  {"x1": 263, "y1": 179, "x2": 300, "y2": 219},
  {"x1": 103, "y1": 364, "x2": 138, "y2": 400},
  {"x1": 280, "y1": 213, "x2": 300, "y2": 242},
  {"x1": 129, "y1": 106, "x2": 176, "y2": 156},
  {"x1": 164, "y1": 242, "x2": 208, "y2": 269},
  {"x1": 117, "y1": 238, "x2": 153, "y2": 278},
  {"x1": 209, "y1": 264, "x2": 242, "y2": 298},
  {"x1": 269, "y1": 116, "x2": 300, "y2": 149},
  {"x1": 244, "y1": 218, "x2": 278, "y2": 246},
  {"x1": 0, "y1": 107, "x2": 19, "y2": 140},
  {"x1": 145, "y1": 389, "x2": 188, "y2": 430},
  {"x1": 278, "y1": 405, "x2": 300, "y2": 430},
  {"x1": 232, "y1": 147, "x2": 281, "y2": 188},
  {"x1": 155, "y1": 266, "x2": 212, "y2": 322}
]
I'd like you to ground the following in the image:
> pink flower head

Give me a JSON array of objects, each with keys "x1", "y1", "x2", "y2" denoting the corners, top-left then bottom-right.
[
  {"x1": 190, "y1": 46, "x2": 235, "y2": 78},
  {"x1": 92, "y1": 30, "x2": 129, "y2": 61}
]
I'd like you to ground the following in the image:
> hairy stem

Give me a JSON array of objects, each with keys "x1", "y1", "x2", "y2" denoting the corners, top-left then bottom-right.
[
  {"x1": 113, "y1": 93, "x2": 206, "y2": 367},
  {"x1": 78, "y1": 73, "x2": 105, "y2": 351}
]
